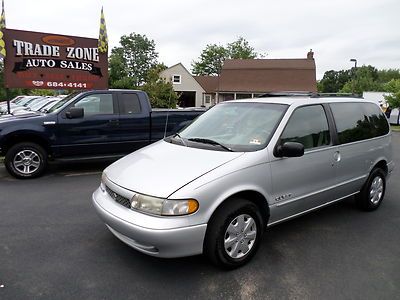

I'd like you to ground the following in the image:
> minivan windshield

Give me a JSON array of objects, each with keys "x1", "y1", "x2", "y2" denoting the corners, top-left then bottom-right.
[{"x1": 175, "y1": 102, "x2": 287, "y2": 152}]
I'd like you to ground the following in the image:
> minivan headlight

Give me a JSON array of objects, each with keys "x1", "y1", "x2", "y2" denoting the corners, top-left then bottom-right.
[{"x1": 131, "y1": 193, "x2": 199, "y2": 216}]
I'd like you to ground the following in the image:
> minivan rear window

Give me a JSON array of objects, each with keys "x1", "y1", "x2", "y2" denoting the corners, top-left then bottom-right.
[{"x1": 330, "y1": 102, "x2": 389, "y2": 144}]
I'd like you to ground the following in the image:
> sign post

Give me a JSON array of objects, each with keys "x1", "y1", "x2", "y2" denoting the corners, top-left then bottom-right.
[{"x1": 3, "y1": 29, "x2": 108, "y2": 90}]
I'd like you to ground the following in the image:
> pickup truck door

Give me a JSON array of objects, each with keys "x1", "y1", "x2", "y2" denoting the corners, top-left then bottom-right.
[
  {"x1": 55, "y1": 93, "x2": 121, "y2": 157},
  {"x1": 116, "y1": 92, "x2": 151, "y2": 153}
]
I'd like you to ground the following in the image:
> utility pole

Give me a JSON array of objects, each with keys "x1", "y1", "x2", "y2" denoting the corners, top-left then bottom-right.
[{"x1": 350, "y1": 58, "x2": 357, "y2": 94}]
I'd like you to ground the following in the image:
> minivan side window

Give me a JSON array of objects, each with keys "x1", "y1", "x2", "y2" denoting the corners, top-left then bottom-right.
[
  {"x1": 330, "y1": 102, "x2": 389, "y2": 144},
  {"x1": 280, "y1": 105, "x2": 331, "y2": 150},
  {"x1": 363, "y1": 103, "x2": 390, "y2": 137}
]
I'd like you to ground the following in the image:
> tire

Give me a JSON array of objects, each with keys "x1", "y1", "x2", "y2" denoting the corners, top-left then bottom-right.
[
  {"x1": 356, "y1": 168, "x2": 386, "y2": 211},
  {"x1": 4, "y1": 142, "x2": 47, "y2": 179},
  {"x1": 204, "y1": 198, "x2": 265, "y2": 269}
]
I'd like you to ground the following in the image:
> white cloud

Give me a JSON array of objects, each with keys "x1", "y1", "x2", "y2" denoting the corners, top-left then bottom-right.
[{"x1": 5, "y1": 0, "x2": 400, "y2": 79}]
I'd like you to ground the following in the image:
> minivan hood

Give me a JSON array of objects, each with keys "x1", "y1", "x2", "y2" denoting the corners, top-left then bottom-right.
[{"x1": 105, "y1": 140, "x2": 244, "y2": 198}]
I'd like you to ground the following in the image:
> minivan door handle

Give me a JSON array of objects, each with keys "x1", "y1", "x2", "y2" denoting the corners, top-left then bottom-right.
[{"x1": 333, "y1": 151, "x2": 341, "y2": 162}]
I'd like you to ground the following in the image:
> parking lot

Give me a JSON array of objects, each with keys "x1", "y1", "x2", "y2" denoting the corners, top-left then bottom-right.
[{"x1": 1, "y1": 133, "x2": 399, "y2": 300}]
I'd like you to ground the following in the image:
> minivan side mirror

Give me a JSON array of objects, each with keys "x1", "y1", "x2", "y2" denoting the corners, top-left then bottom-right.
[
  {"x1": 66, "y1": 107, "x2": 84, "y2": 119},
  {"x1": 275, "y1": 142, "x2": 304, "y2": 157}
]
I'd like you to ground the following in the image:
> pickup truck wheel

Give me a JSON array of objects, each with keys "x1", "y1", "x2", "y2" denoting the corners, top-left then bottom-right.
[
  {"x1": 5, "y1": 142, "x2": 47, "y2": 179},
  {"x1": 204, "y1": 198, "x2": 264, "y2": 269},
  {"x1": 356, "y1": 168, "x2": 386, "y2": 211}
]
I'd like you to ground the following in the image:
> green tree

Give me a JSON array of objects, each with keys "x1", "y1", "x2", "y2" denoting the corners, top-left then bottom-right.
[
  {"x1": 377, "y1": 69, "x2": 400, "y2": 84},
  {"x1": 0, "y1": 60, "x2": 30, "y2": 101},
  {"x1": 109, "y1": 33, "x2": 158, "y2": 88},
  {"x1": 318, "y1": 70, "x2": 351, "y2": 93},
  {"x1": 191, "y1": 44, "x2": 227, "y2": 76},
  {"x1": 384, "y1": 79, "x2": 400, "y2": 109},
  {"x1": 227, "y1": 37, "x2": 259, "y2": 59},
  {"x1": 29, "y1": 89, "x2": 56, "y2": 96},
  {"x1": 192, "y1": 37, "x2": 262, "y2": 76},
  {"x1": 109, "y1": 47, "x2": 132, "y2": 88},
  {"x1": 141, "y1": 64, "x2": 178, "y2": 108},
  {"x1": 340, "y1": 65, "x2": 383, "y2": 94}
]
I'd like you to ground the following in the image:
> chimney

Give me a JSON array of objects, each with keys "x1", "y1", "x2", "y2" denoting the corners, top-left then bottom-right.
[{"x1": 307, "y1": 49, "x2": 314, "y2": 60}]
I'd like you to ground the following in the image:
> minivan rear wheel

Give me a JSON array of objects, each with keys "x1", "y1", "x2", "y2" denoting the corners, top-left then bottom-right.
[
  {"x1": 356, "y1": 168, "x2": 386, "y2": 211},
  {"x1": 204, "y1": 198, "x2": 264, "y2": 269}
]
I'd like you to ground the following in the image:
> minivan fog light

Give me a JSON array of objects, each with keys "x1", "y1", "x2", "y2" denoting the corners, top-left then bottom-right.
[{"x1": 130, "y1": 194, "x2": 199, "y2": 216}]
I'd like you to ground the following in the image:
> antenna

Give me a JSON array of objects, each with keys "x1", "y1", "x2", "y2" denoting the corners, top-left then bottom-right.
[{"x1": 163, "y1": 90, "x2": 173, "y2": 138}]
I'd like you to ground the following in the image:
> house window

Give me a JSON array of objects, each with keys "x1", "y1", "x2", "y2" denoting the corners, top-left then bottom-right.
[
  {"x1": 172, "y1": 75, "x2": 181, "y2": 84},
  {"x1": 236, "y1": 93, "x2": 252, "y2": 99},
  {"x1": 205, "y1": 95, "x2": 211, "y2": 104}
]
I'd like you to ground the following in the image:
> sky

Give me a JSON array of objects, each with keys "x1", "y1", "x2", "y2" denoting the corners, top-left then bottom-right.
[{"x1": 4, "y1": 0, "x2": 400, "y2": 79}]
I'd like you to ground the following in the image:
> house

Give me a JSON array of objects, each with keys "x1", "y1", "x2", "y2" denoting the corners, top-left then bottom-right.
[
  {"x1": 159, "y1": 63, "x2": 206, "y2": 107},
  {"x1": 162, "y1": 50, "x2": 317, "y2": 107}
]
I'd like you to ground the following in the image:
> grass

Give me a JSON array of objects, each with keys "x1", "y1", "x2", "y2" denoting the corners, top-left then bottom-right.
[{"x1": 391, "y1": 125, "x2": 400, "y2": 132}]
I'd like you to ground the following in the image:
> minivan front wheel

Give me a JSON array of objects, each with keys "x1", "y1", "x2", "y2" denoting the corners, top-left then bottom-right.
[
  {"x1": 204, "y1": 198, "x2": 264, "y2": 269},
  {"x1": 5, "y1": 142, "x2": 47, "y2": 179},
  {"x1": 356, "y1": 168, "x2": 386, "y2": 211}
]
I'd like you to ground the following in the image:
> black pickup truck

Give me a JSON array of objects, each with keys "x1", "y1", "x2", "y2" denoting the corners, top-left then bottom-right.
[{"x1": 0, "y1": 90, "x2": 205, "y2": 179}]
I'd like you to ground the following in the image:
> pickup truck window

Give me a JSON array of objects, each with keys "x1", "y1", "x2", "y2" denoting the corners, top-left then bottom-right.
[
  {"x1": 74, "y1": 94, "x2": 115, "y2": 115},
  {"x1": 120, "y1": 93, "x2": 141, "y2": 114}
]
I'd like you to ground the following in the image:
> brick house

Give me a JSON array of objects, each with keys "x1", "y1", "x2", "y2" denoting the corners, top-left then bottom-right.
[{"x1": 162, "y1": 50, "x2": 317, "y2": 107}]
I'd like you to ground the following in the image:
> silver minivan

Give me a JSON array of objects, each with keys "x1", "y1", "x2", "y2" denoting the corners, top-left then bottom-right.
[{"x1": 92, "y1": 94, "x2": 394, "y2": 268}]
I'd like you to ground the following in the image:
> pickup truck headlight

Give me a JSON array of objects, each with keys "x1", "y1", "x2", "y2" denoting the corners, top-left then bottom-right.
[{"x1": 131, "y1": 193, "x2": 199, "y2": 216}]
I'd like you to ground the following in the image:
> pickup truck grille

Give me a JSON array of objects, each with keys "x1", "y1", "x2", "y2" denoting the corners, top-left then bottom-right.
[{"x1": 105, "y1": 185, "x2": 131, "y2": 208}]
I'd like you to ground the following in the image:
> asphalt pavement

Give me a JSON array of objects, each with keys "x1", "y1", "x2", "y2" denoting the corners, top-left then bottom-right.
[{"x1": 1, "y1": 134, "x2": 400, "y2": 300}]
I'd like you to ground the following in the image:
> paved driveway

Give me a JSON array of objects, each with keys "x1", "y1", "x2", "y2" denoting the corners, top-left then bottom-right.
[{"x1": 1, "y1": 134, "x2": 399, "y2": 300}]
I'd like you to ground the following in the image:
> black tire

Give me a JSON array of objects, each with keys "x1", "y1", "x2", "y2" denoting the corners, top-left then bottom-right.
[
  {"x1": 4, "y1": 142, "x2": 47, "y2": 179},
  {"x1": 356, "y1": 168, "x2": 386, "y2": 211},
  {"x1": 204, "y1": 198, "x2": 265, "y2": 269}
]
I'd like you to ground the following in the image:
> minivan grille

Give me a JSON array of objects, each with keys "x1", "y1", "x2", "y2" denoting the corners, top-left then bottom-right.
[{"x1": 105, "y1": 185, "x2": 131, "y2": 208}]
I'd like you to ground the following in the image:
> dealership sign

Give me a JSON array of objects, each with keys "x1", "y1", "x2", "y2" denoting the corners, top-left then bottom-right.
[{"x1": 4, "y1": 29, "x2": 108, "y2": 89}]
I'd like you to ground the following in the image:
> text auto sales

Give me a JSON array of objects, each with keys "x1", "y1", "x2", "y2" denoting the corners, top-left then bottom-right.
[{"x1": 13, "y1": 40, "x2": 100, "y2": 72}]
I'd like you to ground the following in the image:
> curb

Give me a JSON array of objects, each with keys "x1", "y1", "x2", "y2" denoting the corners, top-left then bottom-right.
[{"x1": 391, "y1": 126, "x2": 400, "y2": 132}]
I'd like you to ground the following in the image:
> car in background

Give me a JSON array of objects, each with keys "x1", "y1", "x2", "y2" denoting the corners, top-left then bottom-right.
[
  {"x1": 0, "y1": 97, "x2": 64, "y2": 118},
  {"x1": 38, "y1": 98, "x2": 63, "y2": 113},
  {"x1": 0, "y1": 96, "x2": 41, "y2": 115}
]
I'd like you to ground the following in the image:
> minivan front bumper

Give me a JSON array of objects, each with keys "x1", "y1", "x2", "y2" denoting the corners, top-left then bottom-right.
[{"x1": 92, "y1": 188, "x2": 207, "y2": 258}]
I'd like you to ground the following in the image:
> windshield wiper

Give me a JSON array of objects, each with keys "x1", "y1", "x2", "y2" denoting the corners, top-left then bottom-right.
[
  {"x1": 188, "y1": 138, "x2": 233, "y2": 152},
  {"x1": 173, "y1": 133, "x2": 187, "y2": 146}
]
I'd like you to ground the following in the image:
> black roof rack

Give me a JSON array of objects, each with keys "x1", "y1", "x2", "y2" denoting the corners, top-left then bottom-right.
[
  {"x1": 311, "y1": 93, "x2": 363, "y2": 98},
  {"x1": 257, "y1": 92, "x2": 363, "y2": 99},
  {"x1": 257, "y1": 91, "x2": 313, "y2": 98}
]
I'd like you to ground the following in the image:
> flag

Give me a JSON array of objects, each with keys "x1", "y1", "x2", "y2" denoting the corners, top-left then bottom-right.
[
  {"x1": 0, "y1": 0, "x2": 6, "y2": 58},
  {"x1": 98, "y1": 7, "x2": 108, "y2": 54}
]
